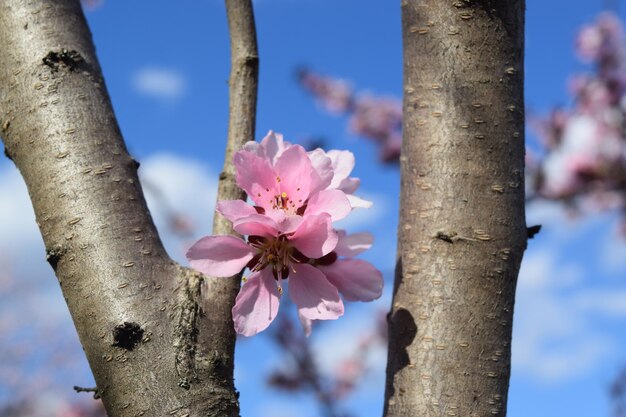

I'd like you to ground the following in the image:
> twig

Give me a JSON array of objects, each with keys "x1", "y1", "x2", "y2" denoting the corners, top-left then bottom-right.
[{"x1": 73, "y1": 385, "x2": 101, "y2": 399}]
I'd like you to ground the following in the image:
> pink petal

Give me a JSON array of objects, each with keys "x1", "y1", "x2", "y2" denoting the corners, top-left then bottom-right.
[
  {"x1": 233, "y1": 150, "x2": 278, "y2": 208},
  {"x1": 298, "y1": 311, "x2": 313, "y2": 338},
  {"x1": 318, "y1": 259, "x2": 383, "y2": 302},
  {"x1": 232, "y1": 268, "x2": 281, "y2": 336},
  {"x1": 335, "y1": 231, "x2": 373, "y2": 257},
  {"x1": 274, "y1": 145, "x2": 313, "y2": 204},
  {"x1": 186, "y1": 235, "x2": 254, "y2": 277},
  {"x1": 337, "y1": 177, "x2": 360, "y2": 194},
  {"x1": 305, "y1": 189, "x2": 352, "y2": 222},
  {"x1": 308, "y1": 148, "x2": 334, "y2": 193},
  {"x1": 275, "y1": 214, "x2": 304, "y2": 235},
  {"x1": 233, "y1": 214, "x2": 279, "y2": 237},
  {"x1": 217, "y1": 200, "x2": 258, "y2": 223},
  {"x1": 289, "y1": 263, "x2": 344, "y2": 320},
  {"x1": 327, "y1": 150, "x2": 355, "y2": 188},
  {"x1": 346, "y1": 194, "x2": 373, "y2": 209},
  {"x1": 259, "y1": 130, "x2": 286, "y2": 164},
  {"x1": 242, "y1": 140, "x2": 262, "y2": 156},
  {"x1": 289, "y1": 213, "x2": 338, "y2": 258}
]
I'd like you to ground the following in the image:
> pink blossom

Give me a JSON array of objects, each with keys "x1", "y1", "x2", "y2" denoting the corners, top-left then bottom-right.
[
  {"x1": 297, "y1": 230, "x2": 383, "y2": 336},
  {"x1": 225, "y1": 131, "x2": 352, "y2": 224},
  {"x1": 297, "y1": 69, "x2": 354, "y2": 114},
  {"x1": 188, "y1": 212, "x2": 343, "y2": 336},
  {"x1": 308, "y1": 147, "x2": 373, "y2": 209},
  {"x1": 298, "y1": 68, "x2": 403, "y2": 164},
  {"x1": 186, "y1": 132, "x2": 382, "y2": 336},
  {"x1": 529, "y1": 13, "x2": 626, "y2": 218},
  {"x1": 576, "y1": 13, "x2": 625, "y2": 66}
]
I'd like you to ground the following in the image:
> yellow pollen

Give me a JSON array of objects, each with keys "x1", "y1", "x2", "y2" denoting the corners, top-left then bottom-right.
[
  {"x1": 277, "y1": 286, "x2": 283, "y2": 296},
  {"x1": 281, "y1": 192, "x2": 287, "y2": 198},
  {"x1": 242, "y1": 276, "x2": 248, "y2": 283}
]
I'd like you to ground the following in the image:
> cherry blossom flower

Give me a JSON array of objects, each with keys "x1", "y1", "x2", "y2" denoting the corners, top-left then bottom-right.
[{"x1": 186, "y1": 132, "x2": 382, "y2": 336}]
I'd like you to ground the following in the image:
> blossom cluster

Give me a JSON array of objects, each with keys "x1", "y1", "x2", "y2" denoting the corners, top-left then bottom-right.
[
  {"x1": 529, "y1": 12, "x2": 626, "y2": 211},
  {"x1": 298, "y1": 69, "x2": 402, "y2": 163},
  {"x1": 186, "y1": 132, "x2": 383, "y2": 336}
]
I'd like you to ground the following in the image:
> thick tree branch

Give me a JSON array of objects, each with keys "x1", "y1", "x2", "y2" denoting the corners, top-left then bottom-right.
[
  {"x1": 0, "y1": 1, "x2": 246, "y2": 415},
  {"x1": 384, "y1": 1, "x2": 526, "y2": 416}
]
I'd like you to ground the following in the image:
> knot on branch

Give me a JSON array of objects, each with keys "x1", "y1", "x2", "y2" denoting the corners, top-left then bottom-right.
[
  {"x1": 112, "y1": 321, "x2": 144, "y2": 351},
  {"x1": 42, "y1": 49, "x2": 87, "y2": 72}
]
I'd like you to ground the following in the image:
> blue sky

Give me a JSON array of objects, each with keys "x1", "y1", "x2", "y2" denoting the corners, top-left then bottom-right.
[{"x1": 2, "y1": 0, "x2": 626, "y2": 416}]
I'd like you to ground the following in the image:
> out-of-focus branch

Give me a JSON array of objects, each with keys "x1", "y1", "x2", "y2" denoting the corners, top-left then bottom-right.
[{"x1": 267, "y1": 310, "x2": 387, "y2": 417}]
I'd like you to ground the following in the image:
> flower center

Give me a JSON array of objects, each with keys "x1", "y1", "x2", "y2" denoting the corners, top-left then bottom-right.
[
  {"x1": 246, "y1": 235, "x2": 298, "y2": 294},
  {"x1": 245, "y1": 235, "x2": 339, "y2": 295},
  {"x1": 271, "y1": 191, "x2": 296, "y2": 212}
]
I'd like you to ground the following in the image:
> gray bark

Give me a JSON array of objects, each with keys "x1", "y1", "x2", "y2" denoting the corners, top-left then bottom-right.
[
  {"x1": 0, "y1": 0, "x2": 258, "y2": 416},
  {"x1": 385, "y1": 1, "x2": 526, "y2": 416}
]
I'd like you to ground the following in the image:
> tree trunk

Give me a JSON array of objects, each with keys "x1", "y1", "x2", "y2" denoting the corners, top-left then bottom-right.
[
  {"x1": 0, "y1": 0, "x2": 257, "y2": 415},
  {"x1": 384, "y1": 1, "x2": 526, "y2": 416}
]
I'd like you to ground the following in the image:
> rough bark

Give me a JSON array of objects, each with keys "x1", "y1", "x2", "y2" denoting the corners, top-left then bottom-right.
[
  {"x1": 0, "y1": 0, "x2": 257, "y2": 416},
  {"x1": 384, "y1": 1, "x2": 526, "y2": 417},
  {"x1": 203, "y1": 0, "x2": 259, "y2": 408}
]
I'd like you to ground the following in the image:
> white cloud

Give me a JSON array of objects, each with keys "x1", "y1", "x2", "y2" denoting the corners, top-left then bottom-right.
[
  {"x1": 600, "y1": 228, "x2": 626, "y2": 274},
  {"x1": 310, "y1": 305, "x2": 387, "y2": 387},
  {"x1": 138, "y1": 153, "x2": 218, "y2": 261},
  {"x1": 132, "y1": 67, "x2": 186, "y2": 100},
  {"x1": 512, "y1": 247, "x2": 616, "y2": 383},
  {"x1": 0, "y1": 165, "x2": 43, "y2": 259},
  {"x1": 334, "y1": 191, "x2": 386, "y2": 232}
]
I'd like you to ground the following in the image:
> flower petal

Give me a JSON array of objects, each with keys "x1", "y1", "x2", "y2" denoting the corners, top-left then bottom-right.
[
  {"x1": 305, "y1": 189, "x2": 352, "y2": 222},
  {"x1": 275, "y1": 214, "x2": 304, "y2": 234},
  {"x1": 259, "y1": 130, "x2": 286, "y2": 164},
  {"x1": 318, "y1": 259, "x2": 383, "y2": 302},
  {"x1": 274, "y1": 144, "x2": 314, "y2": 204},
  {"x1": 233, "y1": 150, "x2": 278, "y2": 209},
  {"x1": 233, "y1": 214, "x2": 279, "y2": 237},
  {"x1": 335, "y1": 231, "x2": 374, "y2": 257},
  {"x1": 186, "y1": 235, "x2": 254, "y2": 277},
  {"x1": 337, "y1": 177, "x2": 360, "y2": 194},
  {"x1": 289, "y1": 213, "x2": 337, "y2": 258},
  {"x1": 327, "y1": 150, "x2": 355, "y2": 188},
  {"x1": 289, "y1": 263, "x2": 344, "y2": 320},
  {"x1": 232, "y1": 268, "x2": 281, "y2": 336},
  {"x1": 346, "y1": 194, "x2": 373, "y2": 209},
  {"x1": 217, "y1": 200, "x2": 258, "y2": 223},
  {"x1": 308, "y1": 148, "x2": 334, "y2": 193}
]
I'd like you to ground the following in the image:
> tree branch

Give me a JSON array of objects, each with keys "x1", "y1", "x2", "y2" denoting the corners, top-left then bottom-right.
[
  {"x1": 0, "y1": 1, "x2": 248, "y2": 415},
  {"x1": 384, "y1": 1, "x2": 526, "y2": 416},
  {"x1": 195, "y1": 0, "x2": 259, "y2": 412}
]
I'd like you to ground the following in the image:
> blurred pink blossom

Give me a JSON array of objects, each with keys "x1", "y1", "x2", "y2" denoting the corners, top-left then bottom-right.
[{"x1": 298, "y1": 69, "x2": 402, "y2": 163}]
